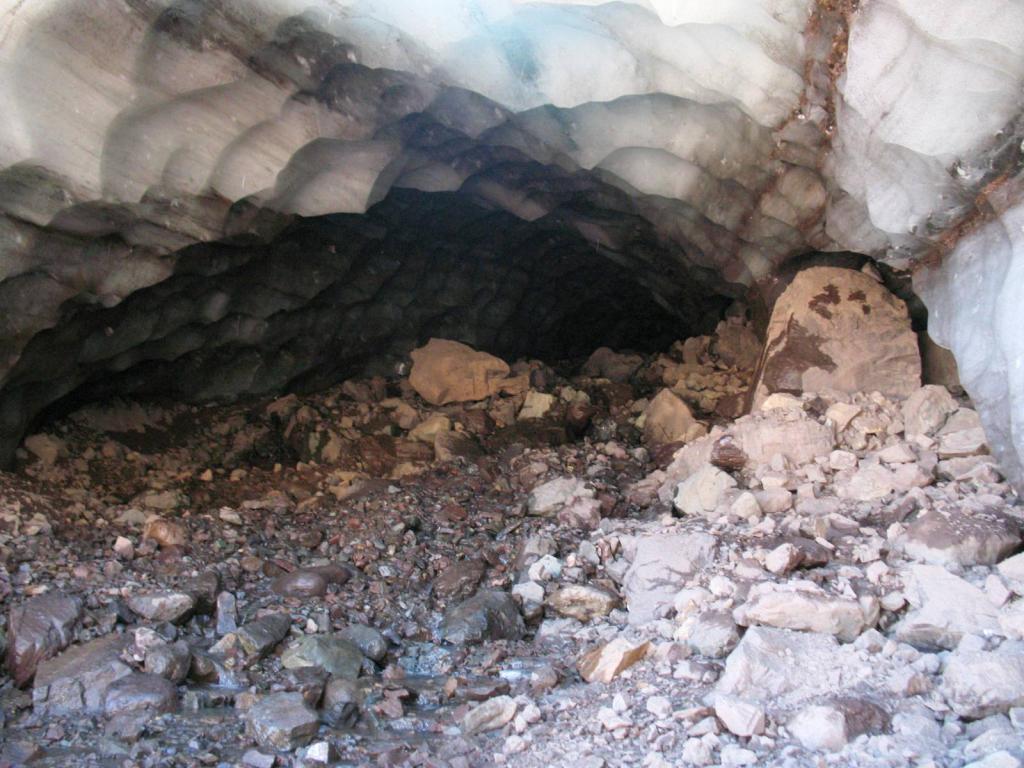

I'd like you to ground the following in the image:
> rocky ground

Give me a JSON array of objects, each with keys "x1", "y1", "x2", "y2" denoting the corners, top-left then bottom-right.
[{"x1": 1, "y1": 297, "x2": 1023, "y2": 768}]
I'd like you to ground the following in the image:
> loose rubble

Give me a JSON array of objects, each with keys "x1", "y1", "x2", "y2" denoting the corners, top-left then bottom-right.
[{"x1": 1, "y1": 299, "x2": 1022, "y2": 768}]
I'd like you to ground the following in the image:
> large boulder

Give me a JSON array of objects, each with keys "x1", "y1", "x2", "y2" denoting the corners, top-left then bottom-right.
[
  {"x1": 32, "y1": 633, "x2": 133, "y2": 716},
  {"x1": 408, "y1": 339, "x2": 510, "y2": 406},
  {"x1": 750, "y1": 267, "x2": 920, "y2": 408},
  {"x1": 622, "y1": 532, "x2": 717, "y2": 624}
]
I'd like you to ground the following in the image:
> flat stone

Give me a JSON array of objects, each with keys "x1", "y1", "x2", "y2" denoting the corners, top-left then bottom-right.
[
  {"x1": 578, "y1": 638, "x2": 650, "y2": 684},
  {"x1": 527, "y1": 477, "x2": 594, "y2": 516},
  {"x1": 33, "y1": 633, "x2": 132, "y2": 715},
  {"x1": 938, "y1": 427, "x2": 989, "y2": 458},
  {"x1": 893, "y1": 564, "x2": 999, "y2": 650},
  {"x1": 409, "y1": 414, "x2": 451, "y2": 443},
  {"x1": 943, "y1": 645, "x2": 1024, "y2": 718},
  {"x1": 623, "y1": 532, "x2": 717, "y2": 624},
  {"x1": 734, "y1": 583, "x2": 874, "y2": 642},
  {"x1": 902, "y1": 385, "x2": 958, "y2": 438},
  {"x1": 462, "y1": 695, "x2": 517, "y2": 734},
  {"x1": 519, "y1": 391, "x2": 556, "y2": 420},
  {"x1": 103, "y1": 672, "x2": 178, "y2": 717},
  {"x1": 838, "y1": 463, "x2": 895, "y2": 501},
  {"x1": 438, "y1": 590, "x2": 525, "y2": 645},
  {"x1": 546, "y1": 585, "x2": 620, "y2": 622},
  {"x1": 281, "y1": 635, "x2": 364, "y2": 679},
  {"x1": 127, "y1": 591, "x2": 195, "y2": 624},
  {"x1": 247, "y1": 692, "x2": 320, "y2": 751},
  {"x1": 581, "y1": 347, "x2": 643, "y2": 382},
  {"x1": 899, "y1": 511, "x2": 1021, "y2": 567},
  {"x1": 6, "y1": 594, "x2": 82, "y2": 687}
]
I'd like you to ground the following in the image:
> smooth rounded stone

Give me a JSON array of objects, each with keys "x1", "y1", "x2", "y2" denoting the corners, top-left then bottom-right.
[
  {"x1": 438, "y1": 590, "x2": 525, "y2": 645},
  {"x1": 32, "y1": 633, "x2": 133, "y2": 716},
  {"x1": 787, "y1": 704, "x2": 848, "y2": 751},
  {"x1": 942, "y1": 646, "x2": 1024, "y2": 719},
  {"x1": 714, "y1": 695, "x2": 765, "y2": 737},
  {"x1": 271, "y1": 570, "x2": 328, "y2": 598},
  {"x1": 730, "y1": 491, "x2": 762, "y2": 521},
  {"x1": 462, "y1": 695, "x2": 517, "y2": 734},
  {"x1": 577, "y1": 638, "x2": 651, "y2": 684},
  {"x1": 733, "y1": 583, "x2": 875, "y2": 642},
  {"x1": 247, "y1": 692, "x2": 320, "y2": 751},
  {"x1": 281, "y1": 636, "x2": 364, "y2": 679},
  {"x1": 546, "y1": 585, "x2": 620, "y2": 622},
  {"x1": 142, "y1": 518, "x2": 188, "y2": 548},
  {"x1": 750, "y1": 267, "x2": 921, "y2": 409},
  {"x1": 673, "y1": 464, "x2": 737, "y2": 516},
  {"x1": 409, "y1": 338, "x2": 510, "y2": 405},
  {"x1": 127, "y1": 591, "x2": 195, "y2": 624},
  {"x1": 898, "y1": 510, "x2": 1021, "y2": 567},
  {"x1": 752, "y1": 487, "x2": 794, "y2": 515},
  {"x1": 144, "y1": 641, "x2": 191, "y2": 683},
  {"x1": 643, "y1": 389, "x2": 706, "y2": 447},
  {"x1": 103, "y1": 673, "x2": 178, "y2": 717},
  {"x1": 680, "y1": 611, "x2": 740, "y2": 658},
  {"x1": 338, "y1": 625, "x2": 387, "y2": 662},
  {"x1": 6, "y1": 593, "x2": 83, "y2": 687}
]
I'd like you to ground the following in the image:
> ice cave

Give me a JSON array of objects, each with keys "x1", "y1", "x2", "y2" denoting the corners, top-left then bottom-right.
[{"x1": 0, "y1": 1, "x2": 1023, "y2": 766}]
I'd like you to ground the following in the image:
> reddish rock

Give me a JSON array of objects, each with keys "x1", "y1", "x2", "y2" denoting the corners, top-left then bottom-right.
[{"x1": 6, "y1": 594, "x2": 83, "y2": 687}]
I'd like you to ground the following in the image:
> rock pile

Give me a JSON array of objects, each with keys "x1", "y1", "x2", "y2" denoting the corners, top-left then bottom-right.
[{"x1": 1, "y1": 283, "x2": 1022, "y2": 768}]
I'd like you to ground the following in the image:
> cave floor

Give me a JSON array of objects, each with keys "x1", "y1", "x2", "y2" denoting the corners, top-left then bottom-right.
[{"x1": 1, "y1": 340, "x2": 1023, "y2": 768}]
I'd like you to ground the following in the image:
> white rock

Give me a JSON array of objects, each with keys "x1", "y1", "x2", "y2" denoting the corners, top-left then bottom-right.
[
  {"x1": 714, "y1": 695, "x2": 765, "y2": 737},
  {"x1": 623, "y1": 532, "x2": 717, "y2": 624},
  {"x1": 942, "y1": 645, "x2": 1024, "y2": 718},
  {"x1": 674, "y1": 465, "x2": 737, "y2": 516},
  {"x1": 519, "y1": 391, "x2": 556, "y2": 420},
  {"x1": 527, "y1": 477, "x2": 593, "y2": 516},
  {"x1": 902, "y1": 385, "x2": 958, "y2": 439},
  {"x1": 893, "y1": 564, "x2": 1000, "y2": 649},
  {"x1": 787, "y1": 704, "x2": 848, "y2": 752},
  {"x1": 733, "y1": 582, "x2": 874, "y2": 642}
]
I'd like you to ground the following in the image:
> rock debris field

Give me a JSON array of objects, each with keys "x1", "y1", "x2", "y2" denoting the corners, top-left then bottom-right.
[{"x1": 2, "y1": 268, "x2": 1023, "y2": 768}]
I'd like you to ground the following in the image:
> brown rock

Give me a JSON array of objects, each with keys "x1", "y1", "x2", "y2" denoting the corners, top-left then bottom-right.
[
  {"x1": 578, "y1": 638, "x2": 650, "y2": 683},
  {"x1": 643, "y1": 389, "x2": 706, "y2": 447},
  {"x1": 6, "y1": 594, "x2": 83, "y2": 687},
  {"x1": 750, "y1": 267, "x2": 920, "y2": 408},
  {"x1": 581, "y1": 347, "x2": 644, "y2": 382},
  {"x1": 271, "y1": 570, "x2": 328, "y2": 598},
  {"x1": 143, "y1": 519, "x2": 188, "y2": 548},
  {"x1": 409, "y1": 339, "x2": 510, "y2": 405}
]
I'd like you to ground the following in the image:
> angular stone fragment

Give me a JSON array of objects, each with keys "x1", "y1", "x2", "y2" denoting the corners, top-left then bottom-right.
[
  {"x1": 733, "y1": 583, "x2": 874, "y2": 642},
  {"x1": 681, "y1": 611, "x2": 740, "y2": 658},
  {"x1": 546, "y1": 585, "x2": 620, "y2": 622},
  {"x1": 527, "y1": 476, "x2": 593, "y2": 516},
  {"x1": 33, "y1": 633, "x2": 132, "y2": 715},
  {"x1": 643, "y1": 389, "x2": 706, "y2": 447},
  {"x1": 6, "y1": 594, "x2": 82, "y2": 687},
  {"x1": 281, "y1": 636, "x2": 364, "y2": 679},
  {"x1": 750, "y1": 267, "x2": 920, "y2": 408},
  {"x1": 714, "y1": 695, "x2": 765, "y2": 737},
  {"x1": 104, "y1": 672, "x2": 178, "y2": 717},
  {"x1": 409, "y1": 339, "x2": 510, "y2": 405},
  {"x1": 438, "y1": 590, "x2": 524, "y2": 645},
  {"x1": 519, "y1": 391, "x2": 556, "y2": 420},
  {"x1": 462, "y1": 695, "x2": 517, "y2": 734},
  {"x1": 247, "y1": 692, "x2": 320, "y2": 751},
  {"x1": 899, "y1": 511, "x2": 1021, "y2": 567},
  {"x1": 893, "y1": 564, "x2": 999, "y2": 649},
  {"x1": 581, "y1": 347, "x2": 643, "y2": 382},
  {"x1": 577, "y1": 638, "x2": 650, "y2": 683},
  {"x1": 338, "y1": 625, "x2": 387, "y2": 662},
  {"x1": 788, "y1": 704, "x2": 848, "y2": 751},
  {"x1": 673, "y1": 464, "x2": 736, "y2": 516},
  {"x1": 144, "y1": 640, "x2": 191, "y2": 683},
  {"x1": 127, "y1": 591, "x2": 195, "y2": 623},
  {"x1": 943, "y1": 645, "x2": 1024, "y2": 718},
  {"x1": 623, "y1": 532, "x2": 716, "y2": 624},
  {"x1": 235, "y1": 614, "x2": 292, "y2": 659}
]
